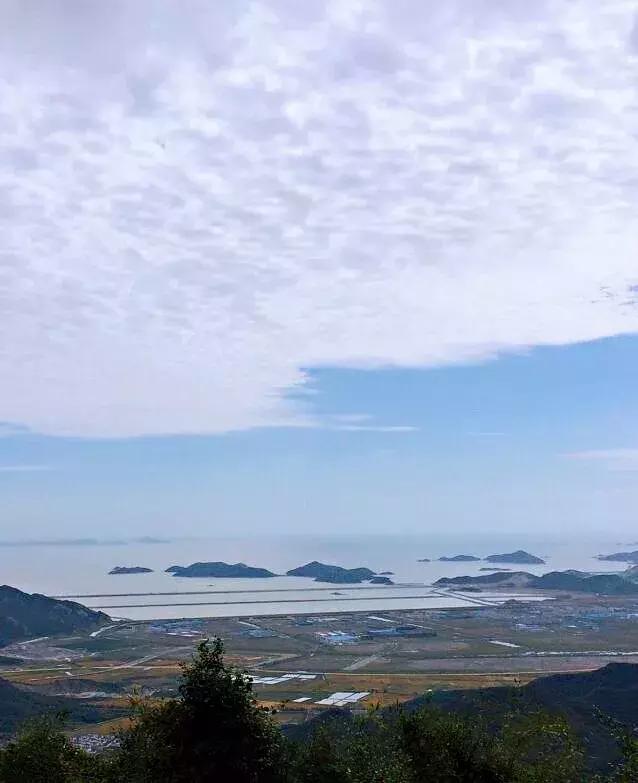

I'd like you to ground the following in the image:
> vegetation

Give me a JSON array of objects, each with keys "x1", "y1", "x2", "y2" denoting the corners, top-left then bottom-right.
[
  {"x1": 0, "y1": 585, "x2": 108, "y2": 645},
  {"x1": 0, "y1": 639, "x2": 637, "y2": 782},
  {"x1": 0, "y1": 677, "x2": 123, "y2": 739}
]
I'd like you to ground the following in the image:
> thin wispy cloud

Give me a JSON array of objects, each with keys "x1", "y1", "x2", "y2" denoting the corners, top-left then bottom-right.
[
  {"x1": 1, "y1": 0, "x2": 638, "y2": 438},
  {"x1": 0, "y1": 464, "x2": 52, "y2": 473},
  {"x1": 565, "y1": 449, "x2": 638, "y2": 471}
]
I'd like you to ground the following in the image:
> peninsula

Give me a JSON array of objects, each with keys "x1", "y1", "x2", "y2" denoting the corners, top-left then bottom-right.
[{"x1": 435, "y1": 567, "x2": 638, "y2": 596}]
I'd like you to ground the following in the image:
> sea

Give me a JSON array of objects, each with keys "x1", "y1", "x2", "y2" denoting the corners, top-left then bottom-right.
[{"x1": 0, "y1": 533, "x2": 629, "y2": 621}]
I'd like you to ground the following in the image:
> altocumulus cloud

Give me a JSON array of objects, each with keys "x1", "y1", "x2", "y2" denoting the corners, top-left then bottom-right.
[{"x1": 1, "y1": 0, "x2": 638, "y2": 437}]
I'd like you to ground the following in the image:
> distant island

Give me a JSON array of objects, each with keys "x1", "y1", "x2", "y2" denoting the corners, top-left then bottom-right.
[
  {"x1": 417, "y1": 558, "x2": 431, "y2": 563},
  {"x1": 484, "y1": 550, "x2": 545, "y2": 565},
  {"x1": 369, "y1": 576, "x2": 394, "y2": 585},
  {"x1": 597, "y1": 550, "x2": 638, "y2": 564},
  {"x1": 169, "y1": 562, "x2": 276, "y2": 578},
  {"x1": 479, "y1": 567, "x2": 511, "y2": 572},
  {"x1": 286, "y1": 561, "x2": 376, "y2": 584},
  {"x1": 438, "y1": 555, "x2": 481, "y2": 562},
  {"x1": 435, "y1": 567, "x2": 638, "y2": 596},
  {"x1": 378, "y1": 571, "x2": 394, "y2": 575},
  {"x1": 108, "y1": 566, "x2": 153, "y2": 575}
]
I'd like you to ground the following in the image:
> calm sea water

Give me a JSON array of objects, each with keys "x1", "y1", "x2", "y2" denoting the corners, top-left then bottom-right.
[{"x1": 0, "y1": 534, "x2": 627, "y2": 621}]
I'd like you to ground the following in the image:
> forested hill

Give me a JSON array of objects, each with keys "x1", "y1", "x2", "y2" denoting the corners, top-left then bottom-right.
[{"x1": 0, "y1": 585, "x2": 109, "y2": 645}]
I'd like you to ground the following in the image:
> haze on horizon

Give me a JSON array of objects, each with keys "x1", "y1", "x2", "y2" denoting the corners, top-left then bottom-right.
[{"x1": 1, "y1": 0, "x2": 637, "y2": 540}]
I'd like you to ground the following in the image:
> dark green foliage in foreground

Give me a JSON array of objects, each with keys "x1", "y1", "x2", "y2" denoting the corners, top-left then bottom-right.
[
  {"x1": 0, "y1": 715, "x2": 108, "y2": 783},
  {"x1": 109, "y1": 638, "x2": 287, "y2": 783},
  {"x1": 1, "y1": 640, "x2": 637, "y2": 782}
]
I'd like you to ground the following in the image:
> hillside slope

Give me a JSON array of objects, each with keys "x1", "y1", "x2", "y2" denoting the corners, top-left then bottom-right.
[{"x1": 0, "y1": 585, "x2": 109, "y2": 645}]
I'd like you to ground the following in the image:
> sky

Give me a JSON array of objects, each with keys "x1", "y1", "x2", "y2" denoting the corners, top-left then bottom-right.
[{"x1": 1, "y1": 1, "x2": 637, "y2": 539}]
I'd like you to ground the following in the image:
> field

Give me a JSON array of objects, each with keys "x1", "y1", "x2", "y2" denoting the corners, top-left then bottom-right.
[{"x1": 2, "y1": 592, "x2": 638, "y2": 737}]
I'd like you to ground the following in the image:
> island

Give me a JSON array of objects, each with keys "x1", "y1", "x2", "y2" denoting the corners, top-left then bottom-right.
[
  {"x1": 417, "y1": 558, "x2": 431, "y2": 563},
  {"x1": 438, "y1": 555, "x2": 481, "y2": 562},
  {"x1": 108, "y1": 566, "x2": 153, "y2": 575},
  {"x1": 369, "y1": 576, "x2": 394, "y2": 585},
  {"x1": 479, "y1": 567, "x2": 511, "y2": 572},
  {"x1": 378, "y1": 571, "x2": 395, "y2": 575},
  {"x1": 286, "y1": 561, "x2": 376, "y2": 584},
  {"x1": 165, "y1": 565, "x2": 182, "y2": 573},
  {"x1": 484, "y1": 550, "x2": 546, "y2": 565},
  {"x1": 597, "y1": 550, "x2": 638, "y2": 564},
  {"x1": 169, "y1": 562, "x2": 276, "y2": 578}
]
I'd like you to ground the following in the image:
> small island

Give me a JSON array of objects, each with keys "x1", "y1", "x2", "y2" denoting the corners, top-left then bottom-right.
[
  {"x1": 369, "y1": 576, "x2": 394, "y2": 585},
  {"x1": 378, "y1": 571, "x2": 395, "y2": 575},
  {"x1": 108, "y1": 566, "x2": 153, "y2": 575},
  {"x1": 484, "y1": 550, "x2": 545, "y2": 565},
  {"x1": 417, "y1": 558, "x2": 431, "y2": 563},
  {"x1": 479, "y1": 567, "x2": 512, "y2": 572},
  {"x1": 597, "y1": 550, "x2": 638, "y2": 564},
  {"x1": 438, "y1": 555, "x2": 481, "y2": 562},
  {"x1": 169, "y1": 562, "x2": 276, "y2": 578},
  {"x1": 286, "y1": 561, "x2": 376, "y2": 584}
]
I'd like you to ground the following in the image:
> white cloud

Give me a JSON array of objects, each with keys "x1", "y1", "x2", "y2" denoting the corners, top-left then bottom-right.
[
  {"x1": 566, "y1": 449, "x2": 638, "y2": 470},
  {"x1": 1, "y1": 0, "x2": 638, "y2": 437}
]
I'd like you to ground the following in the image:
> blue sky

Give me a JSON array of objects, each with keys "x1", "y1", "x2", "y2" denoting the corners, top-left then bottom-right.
[
  {"x1": 2, "y1": 335, "x2": 636, "y2": 539},
  {"x1": 1, "y1": 1, "x2": 638, "y2": 540}
]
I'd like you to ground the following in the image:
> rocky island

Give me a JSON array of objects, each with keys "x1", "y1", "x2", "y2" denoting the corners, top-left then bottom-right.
[
  {"x1": 286, "y1": 561, "x2": 376, "y2": 584},
  {"x1": 108, "y1": 566, "x2": 153, "y2": 575},
  {"x1": 484, "y1": 550, "x2": 546, "y2": 565},
  {"x1": 438, "y1": 555, "x2": 481, "y2": 562},
  {"x1": 169, "y1": 562, "x2": 276, "y2": 578}
]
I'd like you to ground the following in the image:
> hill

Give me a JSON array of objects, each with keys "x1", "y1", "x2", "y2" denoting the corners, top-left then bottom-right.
[
  {"x1": 0, "y1": 676, "x2": 125, "y2": 739},
  {"x1": 288, "y1": 663, "x2": 638, "y2": 772},
  {"x1": 435, "y1": 568, "x2": 638, "y2": 595},
  {"x1": 0, "y1": 585, "x2": 109, "y2": 645},
  {"x1": 421, "y1": 663, "x2": 638, "y2": 770}
]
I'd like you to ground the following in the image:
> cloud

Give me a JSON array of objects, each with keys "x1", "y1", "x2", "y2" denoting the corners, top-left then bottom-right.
[
  {"x1": 0, "y1": 464, "x2": 51, "y2": 473},
  {"x1": 565, "y1": 449, "x2": 638, "y2": 471},
  {"x1": 1, "y1": 0, "x2": 638, "y2": 437}
]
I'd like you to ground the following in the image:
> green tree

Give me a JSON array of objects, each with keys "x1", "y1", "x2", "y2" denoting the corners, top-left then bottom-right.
[
  {"x1": 111, "y1": 638, "x2": 288, "y2": 783},
  {"x1": 0, "y1": 714, "x2": 105, "y2": 783}
]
